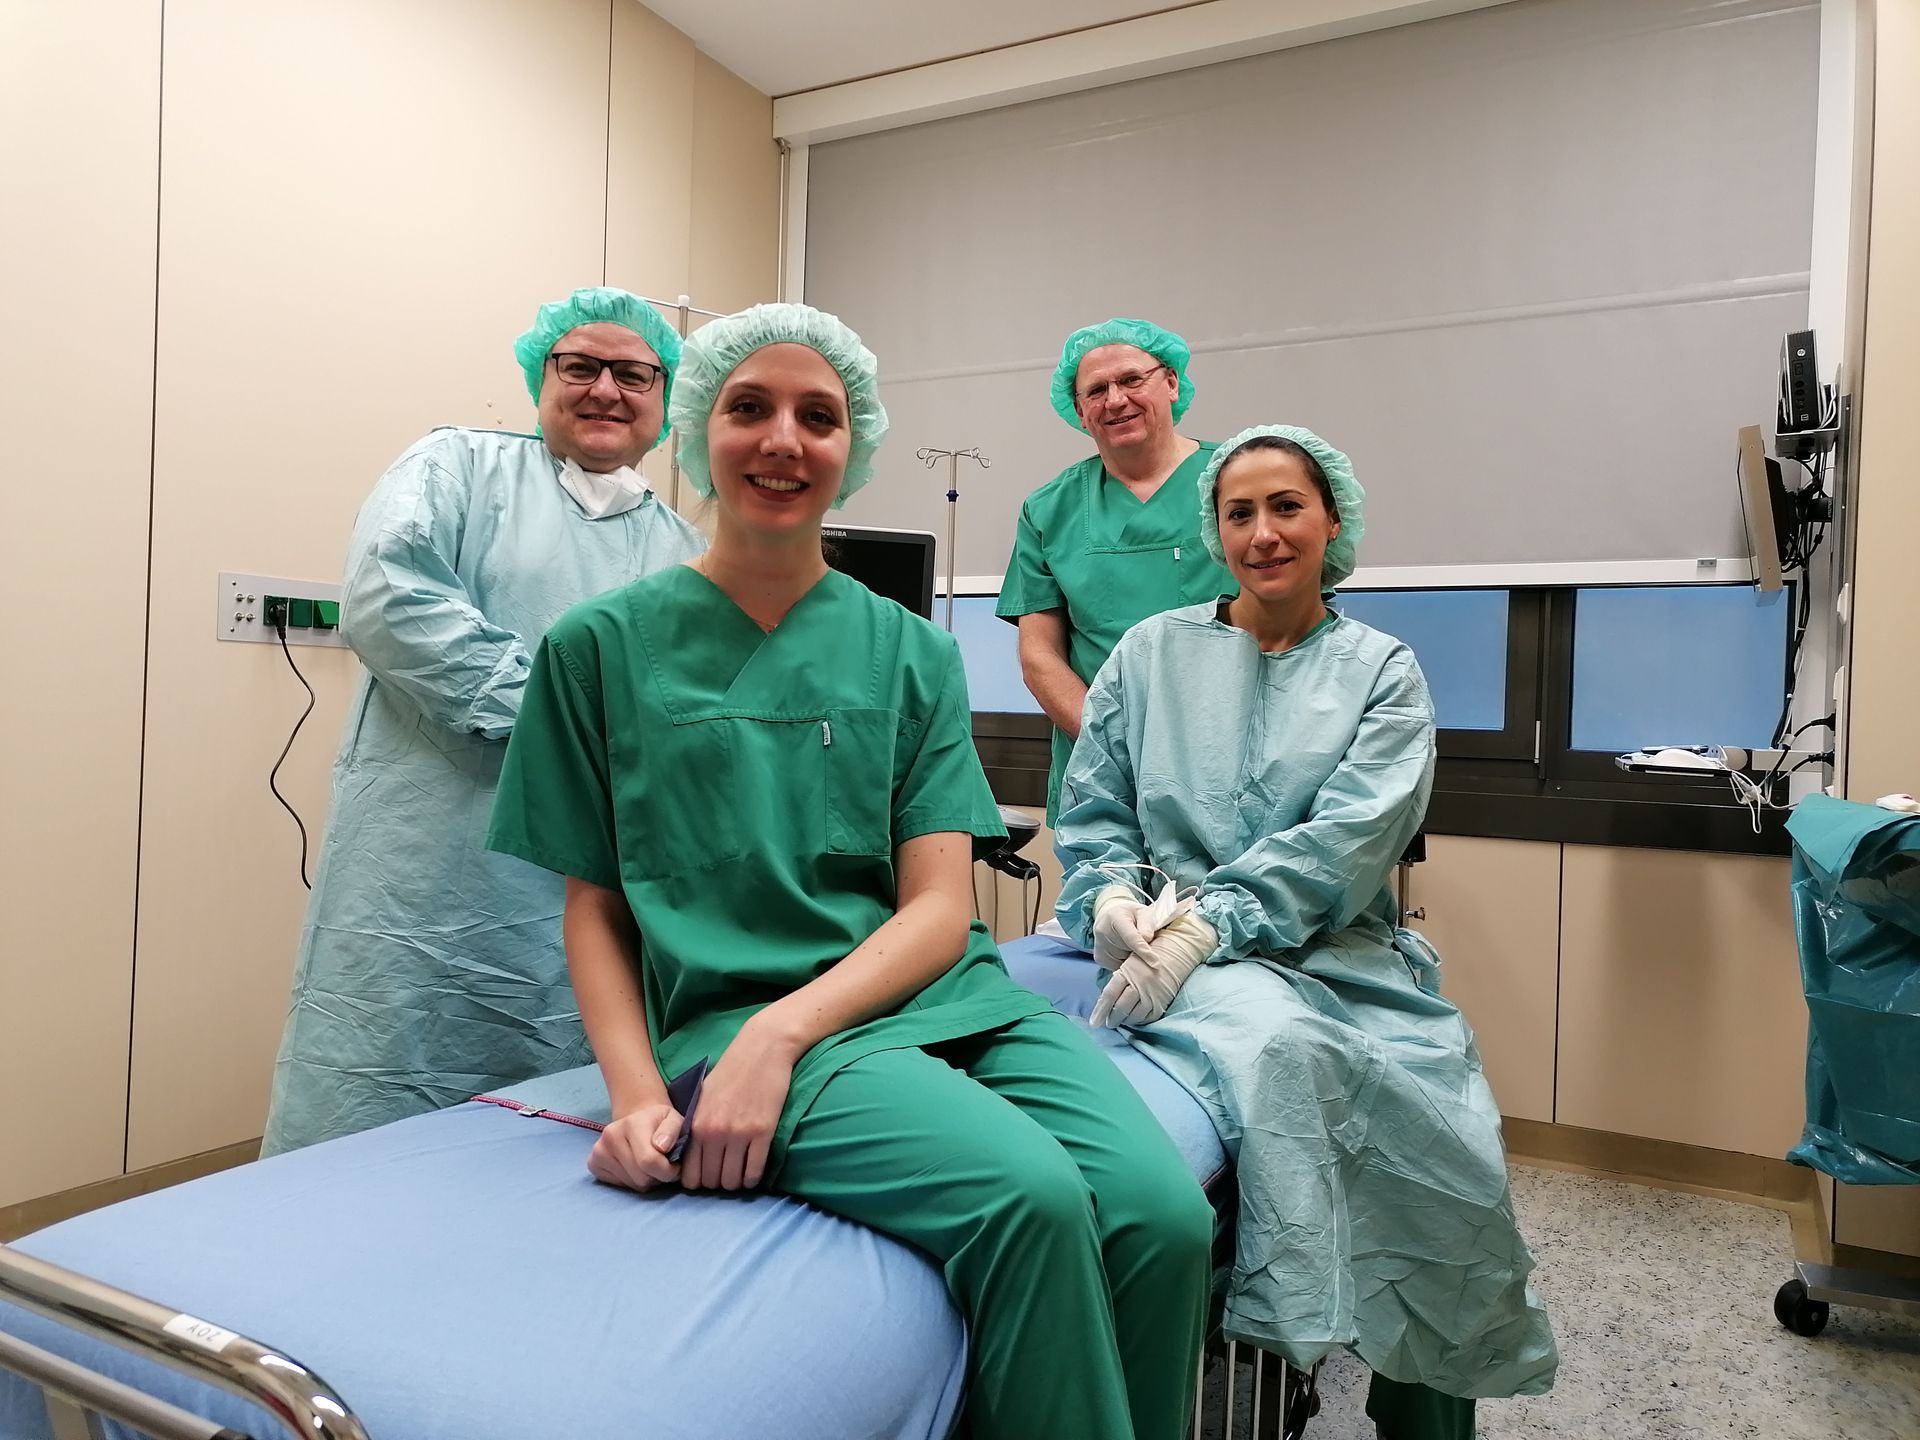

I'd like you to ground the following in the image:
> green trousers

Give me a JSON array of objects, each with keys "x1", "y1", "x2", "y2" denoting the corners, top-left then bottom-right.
[
  {"x1": 1367, "y1": 1373, "x2": 1477, "y2": 1439},
  {"x1": 778, "y1": 1011, "x2": 1215, "y2": 1440}
]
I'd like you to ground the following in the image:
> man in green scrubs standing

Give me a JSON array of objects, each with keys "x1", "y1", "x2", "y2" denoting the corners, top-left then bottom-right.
[{"x1": 997, "y1": 318, "x2": 1230, "y2": 819}]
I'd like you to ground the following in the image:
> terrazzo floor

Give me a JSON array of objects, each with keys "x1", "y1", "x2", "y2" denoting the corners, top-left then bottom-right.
[{"x1": 1201, "y1": 1164, "x2": 1920, "y2": 1439}]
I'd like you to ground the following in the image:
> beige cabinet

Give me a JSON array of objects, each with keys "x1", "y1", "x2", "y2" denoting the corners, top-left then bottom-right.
[
  {"x1": 1835, "y1": 1183, "x2": 1920, "y2": 1256},
  {"x1": 1405, "y1": 837, "x2": 1560, "y2": 1124},
  {"x1": 1556, "y1": 846, "x2": 1805, "y2": 1157},
  {"x1": 987, "y1": 828, "x2": 1827, "y2": 1179}
]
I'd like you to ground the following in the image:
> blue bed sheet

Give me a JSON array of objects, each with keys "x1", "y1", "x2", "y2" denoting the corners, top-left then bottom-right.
[{"x1": 0, "y1": 935, "x2": 1223, "y2": 1440}]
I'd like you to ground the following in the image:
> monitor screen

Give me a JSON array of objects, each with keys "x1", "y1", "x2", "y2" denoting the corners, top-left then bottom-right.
[
  {"x1": 823, "y1": 525, "x2": 937, "y2": 619},
  {"x1": 1735, "y1": 424, "x2": 1788, "y2": 593}
]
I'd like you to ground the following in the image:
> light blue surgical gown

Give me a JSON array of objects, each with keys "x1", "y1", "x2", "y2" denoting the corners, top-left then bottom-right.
[
  {"x1": 261, "y1": 427, "x2": 704, "y2": 1156},
  {"x1": 1055, "y1": 602, "x2": 1558, "y2": 1399}
]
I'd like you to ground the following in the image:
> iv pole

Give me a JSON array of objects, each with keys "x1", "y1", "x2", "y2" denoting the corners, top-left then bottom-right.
[{"x1": 915, "y1": 447, "x2": 992, "y2": 630}]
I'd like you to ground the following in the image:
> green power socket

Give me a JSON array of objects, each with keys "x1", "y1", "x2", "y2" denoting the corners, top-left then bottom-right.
[{"x1": 259, "y1": 592, "x2": 337, "y2": 633}]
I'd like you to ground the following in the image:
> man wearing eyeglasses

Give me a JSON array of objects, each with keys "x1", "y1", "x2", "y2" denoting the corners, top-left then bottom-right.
[
  {"x1": 998, "y1": 318, "x2": 1229, "y2": 822},
  {"x1": 262, "y1": 287, "x2": 704, "y2": 1155}
]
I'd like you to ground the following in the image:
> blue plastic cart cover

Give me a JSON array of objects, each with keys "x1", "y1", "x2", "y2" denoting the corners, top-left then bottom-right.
[{"x1": 1784, "y1": 794, "x2": 1920, "y2": 1185}]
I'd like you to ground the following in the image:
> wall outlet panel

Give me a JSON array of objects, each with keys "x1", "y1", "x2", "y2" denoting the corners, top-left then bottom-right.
[{"x1": 217, "y1": 571, "x2": 350, "y2": 648}]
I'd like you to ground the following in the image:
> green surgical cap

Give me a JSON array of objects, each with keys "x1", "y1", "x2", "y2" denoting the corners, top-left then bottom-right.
[
  {"x1": 1196, "y1": 425, "x2": 1367, "y2": 589},
  {"x1": 512, "y1": 286, "x2": 683, "y2": 450},
  {"x1": 1050, "y1": 318, "x2": 1195, "y2": 432},
  {"x1": 668, "y1": 303, "x2": 889, "y2": 508}
]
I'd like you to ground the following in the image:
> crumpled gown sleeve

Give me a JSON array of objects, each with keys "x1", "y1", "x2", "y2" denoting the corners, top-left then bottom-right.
[
  {"x1": 1194, "y1": 652, "x2": 1434, "y2": 961},
  {"x1": 340, "y1": 445, "x2": 530, "y2": 739},
  {"x1": 1052, "y1": 653, "x2": 1152, "y2": 949}
]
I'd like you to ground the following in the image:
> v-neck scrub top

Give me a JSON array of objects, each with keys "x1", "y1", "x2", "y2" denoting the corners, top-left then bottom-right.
[
  {"x1": 996, "y1": 445, "x2": 1230, "y2": 816},
  {"x1": 487, "y1": 566, "x2": 1053, "y2": 1174}
]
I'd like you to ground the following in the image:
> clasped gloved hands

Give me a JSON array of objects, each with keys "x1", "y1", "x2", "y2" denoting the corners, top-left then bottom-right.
[
  {"x1": 1089, "y1": 885, "x2": 1218, "y2": 1029},
  {"x1": 1091, "y1": 885, "x2": 1154, "y2": 966}
]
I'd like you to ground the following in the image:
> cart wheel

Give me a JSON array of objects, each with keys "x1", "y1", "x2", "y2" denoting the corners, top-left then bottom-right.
[{"x1": 1774, "y1": 1278, "x2": 1830, "y2": 1337}]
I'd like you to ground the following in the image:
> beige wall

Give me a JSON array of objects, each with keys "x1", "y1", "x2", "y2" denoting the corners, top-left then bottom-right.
[
  {"x1": 0, "y1": 0, "x2": 159, "y2": 1208},
  {"x1": 3, "y1": 0, "x2": 779, "y2": 1201},
  {"x1": 1844, "y1": 0, "x2": 1920, "y2": 808},
  {"x1": 689, "y1": 54, "x2": 785, "y2": 316},
  {"x1": 1833, "y1": 0, "x2": 1920, "y2": 1256}
]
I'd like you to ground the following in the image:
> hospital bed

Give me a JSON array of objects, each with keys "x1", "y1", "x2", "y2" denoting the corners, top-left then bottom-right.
[{"x1": 0, "y1": 935, "x2": 1313, "y2": 1440}]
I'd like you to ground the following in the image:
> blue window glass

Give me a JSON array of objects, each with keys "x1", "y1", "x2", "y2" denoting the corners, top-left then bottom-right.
[
  {"x1": 1336, "y1": 590, "x2": 1510, "y2": 732},
  {"x1": 948, "y1": 595, "x2": 1042, "y2": 714},
  {"x1": 1570, "y1": 586, "x2": 1789, "y2": 753}
]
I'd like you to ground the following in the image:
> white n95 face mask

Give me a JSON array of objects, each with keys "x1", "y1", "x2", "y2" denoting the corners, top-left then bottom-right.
[{"x1": 557, "y1": 457, "x2": 650, "y2": 519}]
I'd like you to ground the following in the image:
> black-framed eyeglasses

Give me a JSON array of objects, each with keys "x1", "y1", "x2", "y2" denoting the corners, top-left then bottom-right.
[
  {"x1": 549, "y1": 351, "x2": 665, "y2": 394},
  {"x1": 1077, "y1": 363, "x2": 1170, "y2": 407}
]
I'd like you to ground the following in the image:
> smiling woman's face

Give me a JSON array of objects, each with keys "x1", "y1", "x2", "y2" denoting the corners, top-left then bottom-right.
[
  {"x1": 1214, "y1": 446, "x2": 1340, "y2": 603},
  {"x1": 704, "y1": 343, "x2": 851, "y2": 536}
]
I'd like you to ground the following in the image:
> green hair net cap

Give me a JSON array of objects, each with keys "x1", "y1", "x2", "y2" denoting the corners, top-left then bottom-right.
[
  {"x1": 512, "y1": 286, "x2": 684, "y2": 451},
  {"x1": 1196, "y1": 424, "x2": 1367, "y2": 588},
  {"x1": 1050, "y1": 318, "x2": 1196, "y2": 432},
  {"x1": 668, "y1": 302, "x2": 890, "y2": 509}
]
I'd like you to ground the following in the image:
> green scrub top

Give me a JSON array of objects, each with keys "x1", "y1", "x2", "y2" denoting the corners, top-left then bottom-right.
[
  {"x1": 996, "y1": 444, "x2": 1231, "y2": 818},
  {"x1": 487, "y1": 565, "x2": 1052, "y2": 1175}
]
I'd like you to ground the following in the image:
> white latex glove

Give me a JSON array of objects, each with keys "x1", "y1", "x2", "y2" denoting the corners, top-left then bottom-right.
[
  {"x1": 1092, "y1": 885, "x2": 1152, "y2": 968},
  {"x1": 1090, "y1": 910, "x2": 1219, "y2": 1029}
]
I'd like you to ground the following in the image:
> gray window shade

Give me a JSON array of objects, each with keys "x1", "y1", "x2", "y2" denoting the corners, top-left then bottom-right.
[{"x1": 805, "y1": 0, "x2": 1819, "y2": 582}]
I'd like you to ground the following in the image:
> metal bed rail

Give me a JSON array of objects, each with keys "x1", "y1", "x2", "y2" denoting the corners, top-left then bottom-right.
[
  {"x1": 0, "y1": 1244, "x2": 371, "y2": 1440},
  {"x1": 1194, "y1": 1338, "x2": 1321, "y2": 1440}
]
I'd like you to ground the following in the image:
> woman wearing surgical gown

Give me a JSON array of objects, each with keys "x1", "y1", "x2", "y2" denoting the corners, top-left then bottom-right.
[
  {"x1": 1055, "y1": 425, "x2": 1557, "y2": 1440},
  {"x1": 262, "y1": 288, "x2": 705, "y2": 1155},
  {"x1": 486, "y1": 304, "x2": 1212, "y2": 1440}
]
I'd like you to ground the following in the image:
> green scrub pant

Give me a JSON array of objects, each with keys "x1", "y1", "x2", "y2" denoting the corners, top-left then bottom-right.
[
  {"x1": 1367, "y1": 1374, "x2": 1476, "y2": 1438},
  {"x1": 778, "y1": 1011, "x2": 1215, "y2": 1440}
]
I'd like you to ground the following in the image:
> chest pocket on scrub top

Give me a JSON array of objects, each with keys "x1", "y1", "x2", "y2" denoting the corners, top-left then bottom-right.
[
  {"x1": 617, "y1": 715, "x2": 745, "y2": 882},
  {"x1": 1075, "y1": 545, "x2": 1184, "y2": 644},
  {"x1": 821, "y1": 707, "x2": 902, "y2": 857}
]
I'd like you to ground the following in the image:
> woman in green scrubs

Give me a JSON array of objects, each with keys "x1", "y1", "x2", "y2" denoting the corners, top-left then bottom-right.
[
  {"x1": 998, "y1": 318, "x2": 1231, "y2": 819},
  {"x1": 487, "y1": 303, "x2": 1212, "y2": 1440}
]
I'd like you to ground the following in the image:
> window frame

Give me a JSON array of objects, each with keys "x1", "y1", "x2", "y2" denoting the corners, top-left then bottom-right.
[
  {"x1": 963, "y1": 579, "x2": 1800, "y2": 848},
  {"x1": 1336, "y1": 588, "x2": 1543, "y2": 763},
  {"x1": 1538, "y1": 581, "x2": 1796, "y2": 792}
]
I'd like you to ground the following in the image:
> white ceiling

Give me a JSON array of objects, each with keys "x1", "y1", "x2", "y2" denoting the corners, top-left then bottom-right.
[{"x1": 642, "y1": 0, "x2": 1195, "y2": 97}]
